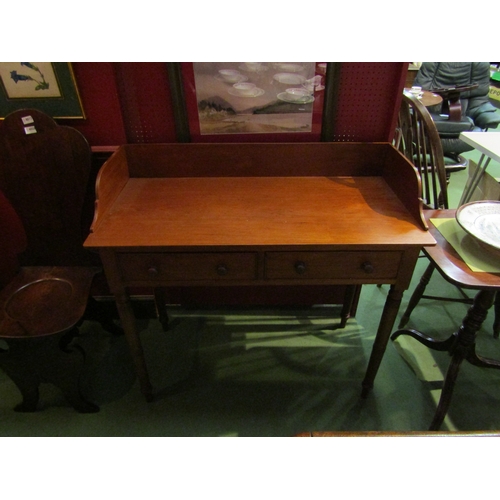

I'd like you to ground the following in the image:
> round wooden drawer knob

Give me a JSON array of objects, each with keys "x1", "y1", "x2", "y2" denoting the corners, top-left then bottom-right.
[
  {"x1": 148, "y1": 267, "x2": 159, "y2": 276},
  {"x1": 294, "y1": 261, "x2": 307, "y2": 274},
  {"x1": 216, "y1": 264, "x2": 228, "y2": 276},
  {"x1": 361, "y1": 262, "x2": 374, "y2": 274}
]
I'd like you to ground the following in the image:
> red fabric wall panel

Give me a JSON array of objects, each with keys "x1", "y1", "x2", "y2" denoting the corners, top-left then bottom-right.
[
  {"x1": 333, "y1": 62, "x2": 407, "y2": 143},
  {"x1": 59, "y1": 63, "x2": 127, "y2": 146},
  {"x1": 58, "y1": 62, "x2": 178, "y2": 146},
  {"x1": 113, "y1": 62, "x2": 177, "y2": 144},
  {"x1": 53, "y1": 62, "x2": 407, "y2": 147}
]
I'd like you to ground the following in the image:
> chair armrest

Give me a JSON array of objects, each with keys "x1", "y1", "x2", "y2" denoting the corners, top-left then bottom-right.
[
  {"x1": 430, "y1": 84, "x2": 479, "y2": 97},
  {"x1": 431, "y1": 84, "x2": 479, "y2": 121}
]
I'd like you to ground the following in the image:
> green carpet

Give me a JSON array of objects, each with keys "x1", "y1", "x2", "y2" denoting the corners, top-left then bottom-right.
[{"x1": 5, "y1": 296, "x2": 498, "y2": 436}]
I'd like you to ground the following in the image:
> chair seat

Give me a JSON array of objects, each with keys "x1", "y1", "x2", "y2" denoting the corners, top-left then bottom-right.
[{"x1": 0, "y1": 266, "x2": 100, "y2": 338}]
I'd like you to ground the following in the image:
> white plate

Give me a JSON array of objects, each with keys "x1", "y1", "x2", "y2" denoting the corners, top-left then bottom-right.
[
  {"x1": 277, "y1": 92, "x2": 314, "y2": 104},
  {"x1": 273, "y1": 73, "x2": 306, "y2": 85},
  {"x1": 215, "y1": 74, "x2": 248, "y2": 84},
  {"x1": 239, "y1": 63, "x2": 268, "y2": 73},
  {"x1": 228, "y1": 87, "x2": 265, "y2": 98},
  {"x1": 456, "y1": 201, "x2": 500, "y2": 256},
  {"x1": 273, "y1": 63, "x2": 304, "y2": 73}
]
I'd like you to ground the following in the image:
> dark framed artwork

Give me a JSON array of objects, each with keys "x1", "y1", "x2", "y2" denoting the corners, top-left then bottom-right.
[
  {"x1": 178, "y1": 62, "x2": 330, "y2": 142},
  {"x1": 0, "y1": 62, "x2": 85, "y2": 119}
]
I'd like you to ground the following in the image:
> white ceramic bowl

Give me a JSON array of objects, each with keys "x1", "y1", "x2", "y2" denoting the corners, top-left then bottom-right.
[
  {"x1": 232, "y1": 82, "x2": 256, "y2": 95},
  {"x1": 242, "y1": 62, "x2": 262, "y2": 72},
  {"x1": 274, "y1": 63, "x2": 304, "y2": 73},
  {"x1": 273, "y1": 73, "x2": 306, "y2": 85},
  {"x1": 285, "y1": 88, "x2": 311, "y2": 101},
  {"x1": 219, "y1": 69, "x2": 242, "y2": 83}
]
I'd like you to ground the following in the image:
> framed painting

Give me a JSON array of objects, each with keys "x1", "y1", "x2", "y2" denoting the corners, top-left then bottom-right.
[
  {"x1": 0, "y1": 62, "x2": 85, "y2": 119},
  {"x1": 177, "y1": 62, "x2": 330, "y2": 142}
]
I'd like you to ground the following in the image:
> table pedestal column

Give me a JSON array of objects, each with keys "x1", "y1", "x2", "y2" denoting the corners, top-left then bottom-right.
[{"x1": 392, "y1": 289, "x2": 500, "y2": 430}]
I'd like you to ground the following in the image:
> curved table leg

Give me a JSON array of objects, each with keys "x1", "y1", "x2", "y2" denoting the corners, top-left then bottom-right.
[
  {"x1": 391, "y1": 328, "x2": 455, "y2": 351},
  {"x1": 393, "y1": 290, "x2": 496, "y2": 430},
  {"x1": 429, "y1": 350, "x2": 464, "y2": 430}
]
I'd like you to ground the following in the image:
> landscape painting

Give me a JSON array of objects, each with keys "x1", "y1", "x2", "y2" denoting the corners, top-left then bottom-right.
[{"x1": 193, "y1": 62, "x2": 325, "y2": 135}]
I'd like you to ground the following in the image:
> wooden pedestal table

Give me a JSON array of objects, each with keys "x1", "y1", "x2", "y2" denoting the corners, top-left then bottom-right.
[{"x1": 391, "y1": 210, "x2": 500, "y2": 430}]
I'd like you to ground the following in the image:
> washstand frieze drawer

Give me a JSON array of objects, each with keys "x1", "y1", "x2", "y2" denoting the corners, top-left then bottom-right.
[
  {"x1": 264, "y1": 251, "x2": 403, "y2": 280},
  {"x1": 117, "y1": 252, "x2": 258, "y2": 282}
]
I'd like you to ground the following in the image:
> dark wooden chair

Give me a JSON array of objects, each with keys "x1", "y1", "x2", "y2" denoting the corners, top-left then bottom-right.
[
  {"x1": 379, "y1": 93, "x2": 449, "y2": 298},
  {"x1": 390, "y1": 97, "x2": 500, "y2": 429},
  {"x1": 397, "y1": 94, "x2": 500, "y2": 337},
  {"x1": 396, "y1": 92, "x2": 449, "y2": 211},
  {"x1": 395, "y1": 93, "x2": 454, "y2": 328},
  {"x1": 0, "y1": 109, "x2": 118, "y2": 412}
]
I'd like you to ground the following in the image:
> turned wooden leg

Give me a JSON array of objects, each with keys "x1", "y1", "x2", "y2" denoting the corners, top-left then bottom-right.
[
  {"x1": 114, "y1": 291, "x2": 154, "y2": 401},
  {"x1": 398, "y1": 262, "x2": 435, "y2": 328},
  {"x1": 339, "y1": 285, "x2": 358, "y2": 328},
  {"x1": 429, "y1": 290, "x2": 495, "y2": 430},
  {"x1": 99, "y1": 249, "x2": 153, "y2": 401},
  {"x1": 429, "y1": 350, "x2": 464, "y2": 430},
  {"x1": 84, "y1": 296, "x2": 124, "y2": 337},
  {"x1": 362, "y1": 285, "x2": 403, "y2": 397},
  {"x1": 154, "y1": 287, "x2": 169, "y2": 331}
]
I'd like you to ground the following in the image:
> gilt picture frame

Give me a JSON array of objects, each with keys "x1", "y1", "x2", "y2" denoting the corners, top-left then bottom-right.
[{"x1": 0, "y1": 62, "x2": 85, "y2": 119}]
